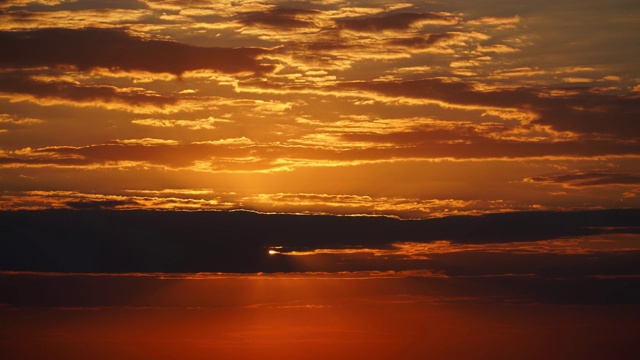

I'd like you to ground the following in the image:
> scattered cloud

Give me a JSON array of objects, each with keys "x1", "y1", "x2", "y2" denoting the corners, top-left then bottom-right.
[
  {"x1": 132, "y1": 116, "x2": 231, "y2": 130},
  {"x1": 0, "y1": 72, "x2": 177, "y2": 109},
  {"x1": 466, "y1": 15, "x2": 520, "y2": 26},
  {"x1": 0, "y1": 113, "x2": 44, "y2": 133},
  {"x1": 0, "y1": 0, "x2": 638, "y2": 220},
  {"x1": 526, "y1": 172, "x2": 640, "y2": 187}
]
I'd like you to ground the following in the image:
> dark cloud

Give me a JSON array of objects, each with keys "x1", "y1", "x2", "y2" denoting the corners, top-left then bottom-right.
[
  {"x1": 303, "y1": 40, "x2": 352, "y2": 52},
  {"x1": 65, "y1": 199, "x2": 139, "y2": 209},
  {"x1": 8, "y1": 0, "x2": 148, "y2": 11},
  {"x1": 527, "y1": 172, "x2": 640, "y2": 187},
  {"x1": 335, "y1": 12, "x2": 455, "y2": 32},
  {"x1": 388, "y1": 33, "x2": 457, "y2": 48},
  {"x1": 0, "y1": 209, "x2": 638, "y2": 273},
  {"x1": 0, "y1": 28, "x2": 274, "y2": 75},
  {"x1": 65, "y1": 0, "x2": 148, "y2": 10},
  {"x1": 534, "y1": 94, "x2": 640, "y2": 139},
  {"x1": 340, "y1": 131, "x2": 640, "y2": 158},
  {"x1": 0, "y1": 72, "x2": 177, "y2": 107},
  {"x1": 240, "y1": 7, "x2": 319, "y2": 29},
  {"x1": 337, "y1": 78, "x2": 640, "y2": 139},
  {"x1": 0, "y1": 142, "x2": 258, "y2": 169},
  {"x1": 21, "y1": 142, "x2": 255, "y2": 167}
]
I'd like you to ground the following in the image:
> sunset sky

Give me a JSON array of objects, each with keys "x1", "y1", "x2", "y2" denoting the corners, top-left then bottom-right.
[
  {"x1": 1, "y1": 0, "x2": 639, "y2": 217},
  {"x1": 1, "y1": 0, "x2": 639, "y2": 359}
]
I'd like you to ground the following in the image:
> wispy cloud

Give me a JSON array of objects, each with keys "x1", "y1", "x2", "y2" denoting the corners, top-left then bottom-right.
[{"x1": 526, "y1": 172, "x2": 640, "y2": 187}]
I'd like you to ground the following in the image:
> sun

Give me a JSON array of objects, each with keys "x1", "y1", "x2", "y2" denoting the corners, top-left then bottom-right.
[{"x1": 268, "y1": 246, "x2": 283, "y2": 255}]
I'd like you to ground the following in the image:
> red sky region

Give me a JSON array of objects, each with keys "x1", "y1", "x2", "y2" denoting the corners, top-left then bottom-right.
[{"x1": 1, "y1": 273, "x2": 639, "y2": 360}]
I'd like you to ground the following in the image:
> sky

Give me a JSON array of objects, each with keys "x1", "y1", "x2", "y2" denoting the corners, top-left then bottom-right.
[
  {"x1": 0, "y1": 0, "x2": 639, "y2": 217},
  {"x1": 1, "y1": 0, "x2": 640, "y2": 359}
]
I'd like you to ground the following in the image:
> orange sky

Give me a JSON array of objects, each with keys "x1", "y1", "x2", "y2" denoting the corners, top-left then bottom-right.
[
  {"x1": 1, "y1": 3, "x2": 639, "y2": 358},
  {"x1": 1, "y1": 0, "x2": 639, "y2": 217}
]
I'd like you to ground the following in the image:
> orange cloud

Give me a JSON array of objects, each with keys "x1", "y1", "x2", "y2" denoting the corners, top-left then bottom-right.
[
  {"x1": 0, "y1": 73, "x2": 177, "y2": 109},
  {"x1": 284, "y1": 233, "x2": 640, "y2": 258},
  {"x1": 526, "y1": 172, "x2": 640, "y2": 187}
]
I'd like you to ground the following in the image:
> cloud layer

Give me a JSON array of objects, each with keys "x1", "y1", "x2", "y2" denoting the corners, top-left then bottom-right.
[
  {"x1": 0, "y1": 0, "x2": 639, "y2": 216},
  {"x1": 2, "y1": 209, "x2": 638, "y2": 272}
]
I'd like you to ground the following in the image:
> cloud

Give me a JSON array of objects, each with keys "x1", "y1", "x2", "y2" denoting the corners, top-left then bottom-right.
[
  {"x1": 466, "y1": 15, "x2": 520, "y2": 26},
  {"x1": 490, "y1": 67, "x2": 547, "y2": 78},
  {"x1": 0, "y1": 209, "x2": 639, "y2": 274},
  {"x1": 387, "y1": 33, "x2": 458, "y2": 48},
  {"x1": 1, "y1": 133, "x2": 638, "y2": 174},
  {"x1": 65, "y1": 199, "x2": 139, "y2": 209},
  {"x1": 526, "y1": 172, "x2": 640, "y2": 187},
  {"x1": 0, "y1": 8, "x2": 151, "y2": 30},
  {"x1": 0, "y1": 190, "x2": 235, "y2": 211},
  {"x1": 131, "y1": 117, "x2": 231, "y2": 130},
  {"x1": 335, "y1": 12, "x2": 457, "y2": 32},
  {"x1": 336, "y1": 78, "x2": 640, "y2": 139},
  {"x1": 476, "y1": 44, "x2": 519, "y2": 53},
  {"x1": 0, "y1": 113, "x2": 44, "y2": 132},
  {"x1": 0, "y1": 141, "x2": 270, "y2": 170},
  {"x1": 0, "y1": 72, "x2": 177, "y2": 108},
  {"x1": 240, "y1": 7, "x2": 320, "y2": 30},
  {"x1": 236, "y1": 193, "x2": 507, "y2": 218},
  {"x1": 0, "y1": 28, "x2": 274, "y2": 75},
  {"x1": 1, "y1": 0, "x2": 148, "y2": 10},
  {"x1": 334, "y1": 131, "x2": 639, "y2": 159},
  {"x1": 385, "y1": 234, "x2": 640, "y2": 258},
  {"x1": 113, "y1": 138, "x2": 180, "y2": 146}
]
